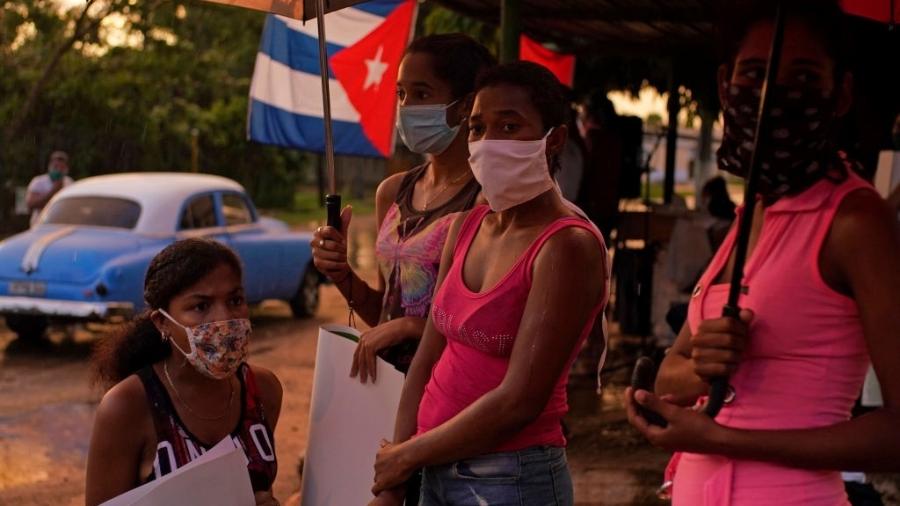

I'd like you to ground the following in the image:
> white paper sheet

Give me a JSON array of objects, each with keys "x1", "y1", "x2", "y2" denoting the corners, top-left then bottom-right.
[
  {"x1": 300, "y1": 324, "x2": 406, "y2": 506},
  {"x1": 874, "y1": 150, "x2": 900, "y2": 198},
  {"x1": 101, "y1": 437, "x2": 255, "y2": 506}
]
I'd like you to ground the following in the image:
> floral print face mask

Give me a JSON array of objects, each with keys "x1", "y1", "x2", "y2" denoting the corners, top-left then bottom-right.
[{"x1": 158, "y1": 309, "x2": 251, "y2": 379}]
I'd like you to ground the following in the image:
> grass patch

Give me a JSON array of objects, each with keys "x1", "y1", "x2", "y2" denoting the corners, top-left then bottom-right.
[{"x1": 261, "y1": 187, "x2": 376, "y2": 228}]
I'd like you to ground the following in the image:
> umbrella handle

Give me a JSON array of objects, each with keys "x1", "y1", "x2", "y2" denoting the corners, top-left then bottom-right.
[
  {"x1": 326, "y1": 194, "x2": 342, "y2": 230},
  {"x1": 704, "y1": 304, "x2": 740, "y2": 417}
]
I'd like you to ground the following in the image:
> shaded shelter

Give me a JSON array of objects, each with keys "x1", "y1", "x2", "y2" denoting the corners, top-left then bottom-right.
[{"x1": 434, "y1": 0, "x2": 899, "y2": 198}]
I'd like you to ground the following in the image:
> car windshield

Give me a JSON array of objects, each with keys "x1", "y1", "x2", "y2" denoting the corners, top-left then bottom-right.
[{"x1": 42, "y1": 196, "x2": 142, "y2": 229}]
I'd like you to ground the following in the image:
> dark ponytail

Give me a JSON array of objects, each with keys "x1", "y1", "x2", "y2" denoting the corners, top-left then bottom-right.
[{"x1": 92, "y1": 238, "x2": 243, "y2": 386}]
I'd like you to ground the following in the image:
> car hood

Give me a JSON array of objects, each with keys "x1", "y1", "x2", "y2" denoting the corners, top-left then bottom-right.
[{"x1": 0, "y1": 226, "x2": 146, "y2": 284}]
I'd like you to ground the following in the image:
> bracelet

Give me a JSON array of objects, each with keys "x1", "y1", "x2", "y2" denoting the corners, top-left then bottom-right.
[{"x1": 332, "y1": 269, "x2": 353, "y2": 287}]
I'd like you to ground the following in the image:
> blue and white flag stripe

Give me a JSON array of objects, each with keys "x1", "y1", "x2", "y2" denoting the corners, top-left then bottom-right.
[
  {"x1": 248, "y1": 7, "x2": 392, "y2": 156},
  {"x1": 249, "y1": 101, "x2": 375, "y2": 154},
  {"x1": 250, "y1": 53, "x2": 359, "y2": 122}
]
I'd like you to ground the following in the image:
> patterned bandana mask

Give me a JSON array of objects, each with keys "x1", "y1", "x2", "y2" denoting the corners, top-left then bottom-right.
[
  {"x1": 717, "y1": 82, "x2": 845, "y2": 202},
  {"x1": 159, "y1": 309, "x2": 251, "y2": 379}
]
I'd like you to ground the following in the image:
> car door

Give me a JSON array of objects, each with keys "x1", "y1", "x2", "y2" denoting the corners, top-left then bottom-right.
[{"x1": 219, "y1": 192, "x2": 275, "y2": 303}]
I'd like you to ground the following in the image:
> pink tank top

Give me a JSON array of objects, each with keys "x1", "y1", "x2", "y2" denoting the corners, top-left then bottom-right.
[
  {"x1": 673, "y1": 173, "x2": 876, "y2": 506},
  {"x1": 416, "y1": 205, "x2": 607, "y2": 453}
]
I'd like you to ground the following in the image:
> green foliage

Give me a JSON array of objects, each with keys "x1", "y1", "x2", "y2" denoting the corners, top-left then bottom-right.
[
  {"x1": 1, "y1": 0, "x2": 310, "y2": 209},
  {"x1": 419, "y1": 4, "x2": 499, "y2": 55},
  {"x1": 268, "y1": 187, "x2": 375, "y2": 228}
]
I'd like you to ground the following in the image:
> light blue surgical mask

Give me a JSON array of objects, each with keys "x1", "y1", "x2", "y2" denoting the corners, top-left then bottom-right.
[{"x1": 396, "y1": 100, "x2": 461, "y2": 155}]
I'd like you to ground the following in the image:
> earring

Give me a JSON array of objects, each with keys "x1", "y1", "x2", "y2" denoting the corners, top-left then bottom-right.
[{"x1": 161, "y1": 333, "x2": 169, "y2": 342}]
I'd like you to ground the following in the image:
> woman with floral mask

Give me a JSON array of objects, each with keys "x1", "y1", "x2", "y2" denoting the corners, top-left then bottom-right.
[
  {"x1": 86, "y1": 239, "x2": 282, "y2": 506},
  {"x1": 624, "y1": 2, "x2": 900, "y2": 504},
  {"x1": 368, "y1": 61, "x2": 608, "y2": 506},
  {"x1": 311, "y1": 34, "x2": 494, "y2": 381}
]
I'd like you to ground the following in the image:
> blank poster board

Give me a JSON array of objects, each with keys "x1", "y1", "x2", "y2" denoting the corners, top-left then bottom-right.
[
  {"x1": 874, "y1": 150, "x2": 900, "y2": 198},
  {"x1": 300, "y1": 324, "x2": 405, "y2": 506},
  {"x1": 101, "y1": 437, "x2": 254, "y2": 506}
]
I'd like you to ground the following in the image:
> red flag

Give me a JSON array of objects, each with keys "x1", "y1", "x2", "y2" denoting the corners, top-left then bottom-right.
[
  {"x1": 841, "y1": 0, "x2": 898, "y2": 24},
  {"x1": 519, "y1": 35, "x2": 575, "y2": 87}
]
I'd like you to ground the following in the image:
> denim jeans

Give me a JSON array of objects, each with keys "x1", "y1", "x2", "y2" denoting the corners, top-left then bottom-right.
[{"x1": 419, "y1": 446, "x2": 573, "y2": 506}]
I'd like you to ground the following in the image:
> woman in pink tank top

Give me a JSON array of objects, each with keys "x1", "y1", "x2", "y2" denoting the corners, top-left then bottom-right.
[
  {"x1": 369, "y1": 63, "x2": 608, "y2": 506},
  {"x1": 625, "y1": 3, "x2": 900, "y2": 505}
]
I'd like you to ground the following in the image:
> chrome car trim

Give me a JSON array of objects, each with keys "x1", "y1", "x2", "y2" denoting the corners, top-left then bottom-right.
[
  {"x1": 175, "y1": 226, "x2": 228, "y2": 240},
  {"x1": 0, "y1": 296, "x2": 134, "y2": 319},
  {"x1": 20, "y1": 226, "x2": 76, "y2": 274},
  {"x1": 224, "y1": 223, "x2": 264, "y2": 234}
]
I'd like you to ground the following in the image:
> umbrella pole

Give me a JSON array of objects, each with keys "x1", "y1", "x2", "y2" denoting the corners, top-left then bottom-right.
[
  {"x1": 315, "y1": 0, "x2": 341, "y2": 229},
  {"x1": 705, "y1": 2, "x2": 786, "y2": 418}
]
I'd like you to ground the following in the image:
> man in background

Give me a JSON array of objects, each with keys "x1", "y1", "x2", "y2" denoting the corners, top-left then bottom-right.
[{"x1": 26, "y1": 150, "x2": 73, "y2": 226}]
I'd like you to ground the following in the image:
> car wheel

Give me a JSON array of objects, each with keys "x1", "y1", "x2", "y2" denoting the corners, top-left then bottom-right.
[
  {"x1": 290, "y1": 266, "x2": 320, "y2": 318},
  {"x1": 4, "y1": 315, "x2": 49, "y2": 342}
]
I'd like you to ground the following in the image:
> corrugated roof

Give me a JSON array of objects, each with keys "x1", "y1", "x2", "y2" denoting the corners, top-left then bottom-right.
[{"x1": 433, "y1": 0, "x2": 718, "y2": 56}]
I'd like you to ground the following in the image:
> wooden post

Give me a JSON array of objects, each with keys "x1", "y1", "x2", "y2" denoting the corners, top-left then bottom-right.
[
  {"x1": 664, "y1": 71, "x2": 679, "y2": 204},
  {"x1": 695, "y1": 109, "x2": 716, "y2": 201},
  {"x1": 500, "y1": 0, "x2": 521, "y2": 63}
]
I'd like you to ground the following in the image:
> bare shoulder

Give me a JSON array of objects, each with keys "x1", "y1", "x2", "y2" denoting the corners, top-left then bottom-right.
[
  {"x1": 533, "y1": 225, "x2": 606, "y2": 297},
  {"x1": 541, "y1": 225, "x2": 605, "y2": 265},
  {"x1": 98, "y1": 375, "x2": 150, "y2": 421},
  {"x1": 442, "y1": 209, "x2": 473, "y2": 254},
  {"x1": 94, "y1": 375, "x2": 153, "y2": 441},
  {"x1": 831, "y1": 187, "x2": 898, "y2": 247},
  {"x1": 449, "y1": 209, "x2": 471, "y2": 237},
  {"x1": 375, "y1": 171, "x2": 411, "y2": 209},
  {"x1": 248, "y1": 365, "x2": 283, "y2": 426},
  {"x1": 249, "y1": 365, "x2": 283, "y2": 401}
]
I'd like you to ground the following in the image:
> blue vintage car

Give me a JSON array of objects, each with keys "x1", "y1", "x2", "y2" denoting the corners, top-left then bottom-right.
[{"x1": 0, "y1": 172, "x2": 321, "y2": 341}]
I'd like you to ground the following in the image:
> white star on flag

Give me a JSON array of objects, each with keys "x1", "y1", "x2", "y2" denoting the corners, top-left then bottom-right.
[{"x1": 363, "y1": 45, "x2": 388, "y2": 91}]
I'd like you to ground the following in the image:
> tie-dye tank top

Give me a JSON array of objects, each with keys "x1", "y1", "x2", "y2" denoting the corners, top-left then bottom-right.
[{"x1": 375, "y1": 163, "x2": 480, "y2": 371}]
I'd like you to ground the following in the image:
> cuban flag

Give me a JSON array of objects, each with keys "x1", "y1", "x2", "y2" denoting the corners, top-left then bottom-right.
[{"x1": 248, "y1": 0, "x2": 416, "y2": 157}]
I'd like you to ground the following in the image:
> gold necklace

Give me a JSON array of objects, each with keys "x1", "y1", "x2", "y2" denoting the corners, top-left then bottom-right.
[
  {"x1": 164, "y1": 361, "x2": 235, "y2": 422},
  {"x1": 421, "y1": 169, "x2": 472, "y2": 211}
]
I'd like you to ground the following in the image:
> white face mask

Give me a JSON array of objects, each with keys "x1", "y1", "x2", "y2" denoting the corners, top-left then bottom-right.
[
  {"x1": 396, "y1": 101, "x2": 461, "y2": 155},
  {"x1": 467, "y1": 129, "x2": 556, "y2": 212},
  {"x1": 159, "y1": 309, "x2": 251, "y2": 380}
]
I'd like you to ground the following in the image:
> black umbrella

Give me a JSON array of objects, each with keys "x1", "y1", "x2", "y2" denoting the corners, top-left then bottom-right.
[
  {"x1": 633, "y1": 3, "x2": 787, "y2": 422},
  {"x1": 703, "y1": 3, "x2": 787, "y2": 418}
]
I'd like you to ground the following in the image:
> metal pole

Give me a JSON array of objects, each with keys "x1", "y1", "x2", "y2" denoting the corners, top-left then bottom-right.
[
  {"x1": 315, "y1": 0, "x2": 336, "y2": 194},
  {"x1": 500, "y1": 0, "x2": 521, "y2": 63},
  {"x1": 664, "y1": 70, "x2": 679, "y2": 204},
  {"x1": 315, "y1": 0, "x2": 341, "y2": 229},
  {"x1": 706, "y1": 3, "x2": 786, "y2": 418}
]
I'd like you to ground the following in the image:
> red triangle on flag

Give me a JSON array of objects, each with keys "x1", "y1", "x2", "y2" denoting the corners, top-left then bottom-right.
[{"x1": 330, "y1": 1, "x2": 415, "y2": 157}]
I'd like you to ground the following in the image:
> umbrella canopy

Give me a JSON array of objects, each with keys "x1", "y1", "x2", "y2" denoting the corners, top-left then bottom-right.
[
  {"x1": 203, "y1": 0, "x2": 367, "y2": 22},
  {"x1": 436, "y1": 0, "x2": 716, "y2": 57}
]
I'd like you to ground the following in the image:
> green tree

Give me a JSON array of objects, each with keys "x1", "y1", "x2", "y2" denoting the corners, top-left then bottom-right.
[{"x1": 1, "y1": 0, "x2": 310, "y2": 222}]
